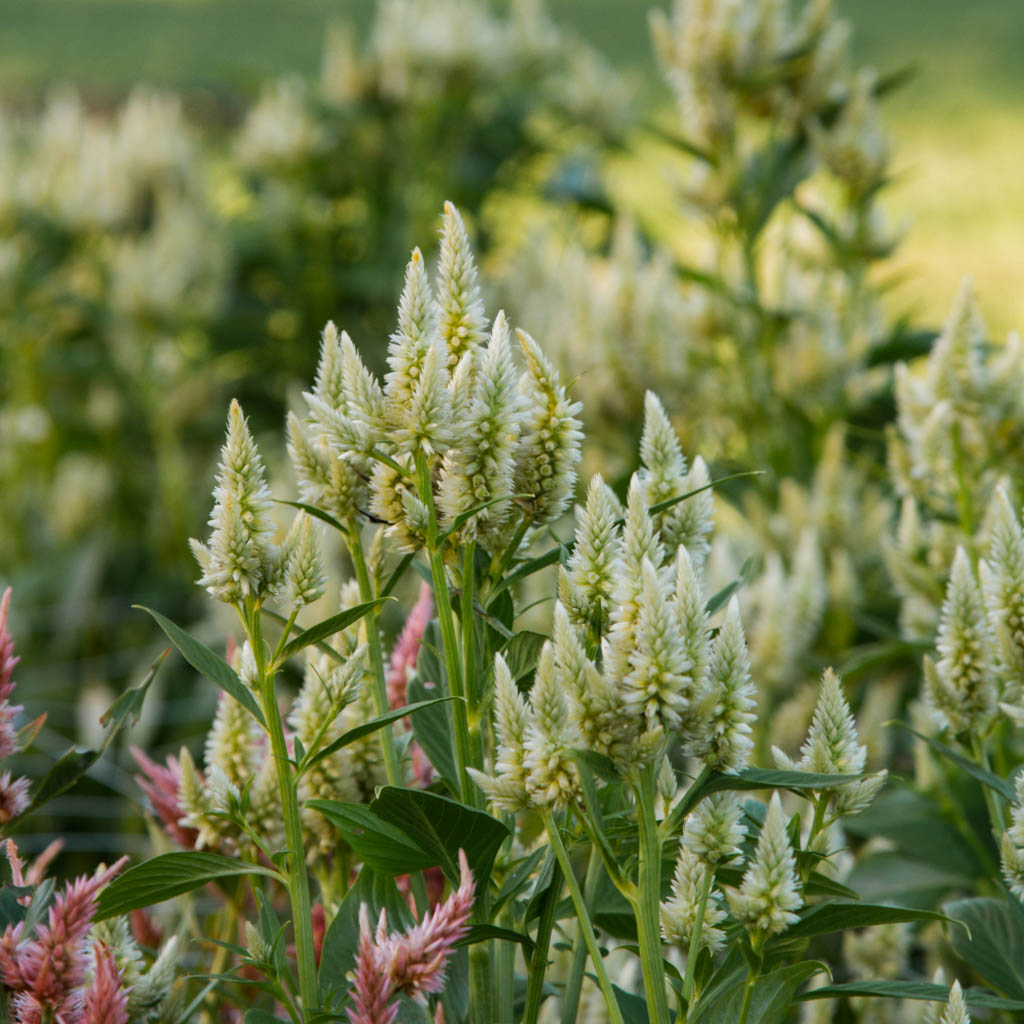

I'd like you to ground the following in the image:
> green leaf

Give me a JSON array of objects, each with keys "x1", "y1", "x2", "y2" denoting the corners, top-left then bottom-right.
[
  {"x1": 136, "y1": 606, "x2": 265, "y2": 727},
  {"x1": 455, "y1": 924, "x2": 535, "y2": 958},
  {"x1": 494, "y1": 545, "x2": 568, "y2": 596},
  {"x1": 492, "y1": 848, "x2": 546, "y2": 917},
  {"x1": 279, "y1": 599, "x2": 390, "y2": 662},
  {"x1": 243, "y1": 1011, "x2": 285, "y2": 1024},
  {"x1": 381, "y1": 553, "x2": 416, "y2": 599},
  {"x1": 783, "y1": 901, "x2": 959, "y2": 941},
  {"x1": 408, "y1": 623, "x2": 458, "y2": 791},
  {"x1": 500, "y1": 631, "x2": 547, "y2": 686},
  {"x1": 893, "y1": 722, "x2": 1017, "y2": 801},
  {"x1": 308, "y1": 801, "x2": 436, "y2": 876},
  {"x1": 101, "y1": 647, "x2": 169, "y2": 730},
  {"x1": 798, "y1": 980, "x2": 1024, "y2": 1012},
  {"x1": 0, "y1": 886, "x2": 30, "y2": 928},
  {"x1": 692, "y1": 956, "x2": 825, "y2": 1024},
  {"x1": 846, "y1": 851, "x2": 970, "y2": 908},
  {"x1": 611, "y1": 983, "x2": 660, "y2": 1024},
  {"x1": 946, "y1": 897, "x2": 1024, "y2": 1000},
  {"x1": 664, "y1": 767, "x2": 859, "y2": 838},
  {"x1": 304, "y1": 698, "x2": 458, "y2": 772},
  {"x1": 319, "y1": 865, "x2": 414, "y2": 999},
  {"x1": 25, "y1": 746, "x2": 103, "y2": 817},
  {"x1": 274, "y1": 499, "x2": 347, "y2": 535},
  {"x1": 647, "y1": 471, "x2": 765, "y2": 519},
  {"x1": 96, "y1": 852, "x2": 278, "y2": 922},
  {"x1": 370, "y1": 787, "x2": 510, "y2": 886},
  {"x1": 843, "y1": 786, "x2": 982, "y2": 876}
]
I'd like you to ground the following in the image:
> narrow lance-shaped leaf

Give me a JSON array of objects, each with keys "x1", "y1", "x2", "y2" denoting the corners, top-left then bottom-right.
[
  {"x1": 96, "y1": 852, "x2": 280, "y2": 922},
  {"x1": 136, "y1": 606, "x2": 265, "y2": 726}
]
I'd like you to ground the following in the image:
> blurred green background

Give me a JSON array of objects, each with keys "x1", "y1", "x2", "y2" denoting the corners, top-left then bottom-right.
[{"x1": 1, "y1": 0, "x2": 1021, "y2": 332}]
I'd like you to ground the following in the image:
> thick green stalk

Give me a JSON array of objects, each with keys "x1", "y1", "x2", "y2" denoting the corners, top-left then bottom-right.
[
  {"x1": 737, "y1": 970, "x2": 757, "y2": 1024},
  {"x1": 461, "y1": 540, "x2": 485, "y2": 776},
  {"x1": 634, "y1": 768, "x2": 672, "y2": 1024},
  {"x1": 559, "y1": 845, "x2": 603, "y2": 1024},
  {"x1": 250, "y1": 606, "x2": 318, "y2": 1017},
  {"x1": 494, "y1": 906, "x2": 516, "y2": 1024},
  {"x1": 414, "y1": 451, "x2": 474, "y2": 803},
  {"x1": 542, "y1": 812, "x2": 626, "y2": 1024},
  {"x1": 346, "y1": 519, "x2": 401, "y2": 786},
  {"x1": 522, "y1": 854, "x2": 562, "y2": 1024}
]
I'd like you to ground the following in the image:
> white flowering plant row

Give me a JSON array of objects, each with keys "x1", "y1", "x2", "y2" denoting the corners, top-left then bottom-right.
[{"x1": 3, "y1": 202, "x2": 1017, "y2": 1024}]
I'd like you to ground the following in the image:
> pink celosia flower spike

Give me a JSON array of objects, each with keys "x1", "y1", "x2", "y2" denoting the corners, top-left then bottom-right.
[
  {"x1": 347, "y1": 851, "x2": 475, "y2": 1024},
  {"x1": 82, "y1": 943, "x2": 129, "y2": 1024},
  {"x1": 349, "y1": 906, "x2": 399, "y2": 1024},
  {"x1": 386, "y1": 583, "x2": 433, "y2": 710},
  {"x1": 387, "y1": 850, "x2": 475, "y2": 1001},
  {"x1": 1, "y1": 855, "x2": 128, "y2": 1008},
  {"x1": 131, "y1": 745, "x2": 199, "y2": 848}
]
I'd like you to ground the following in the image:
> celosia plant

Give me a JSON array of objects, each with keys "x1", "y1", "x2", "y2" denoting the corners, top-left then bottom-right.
[{"x1": 61, "y1": 201, "x2": 1010, "y2": 1024}]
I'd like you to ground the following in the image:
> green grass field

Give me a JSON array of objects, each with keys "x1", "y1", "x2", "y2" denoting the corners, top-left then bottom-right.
[{"x1": 1, "y1": 0, "x2": 1021, "y2": 331}]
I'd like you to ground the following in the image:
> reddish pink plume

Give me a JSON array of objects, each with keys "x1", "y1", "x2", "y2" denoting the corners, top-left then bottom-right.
[
  {"x1": 82, "y1": 943, "x2": 128, "y2": 1024},
  {"x1": 347, "y1": 851, "x2": 475, "y2": 1023},
  {"x1": 387, "y1": 583, "x2": 433, "y2": 711},
  {"x1": 131, "y1": 745, "x2": 200, "y2": 849}
]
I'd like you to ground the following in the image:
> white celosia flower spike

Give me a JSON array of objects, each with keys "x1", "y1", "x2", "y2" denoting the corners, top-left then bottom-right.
[
  {"x1": 980, "y1": 488, "x2": 1024, "y2": 700},
  {"x1": 551, "y1": 602, "x2": 627, "y2": 764},
  {"x1": 398, "y1": 340, "x2": 453, "y2": 456},
  {"x1": 939, "y1": 980, "x2": 971, "y2": 1024},
  {"x1": 523, "y1": 643, "x2": 581, "y2": 809},
  {"x1": 927, "y1": 546, "x2": 997, "y2": 733},
  {"x1": 604, "y1": 477, "x2": 664, "y2": 684},
  {"x1": 727, "y1": 793, "x2": 803, "y2": 939},
  {"x1": 559, "y1": 473, "x2": 622, "y2": 637},
  {"x1": 926, "y1": 277, "x2": 985, "y2": 409},
  {"x1": 639, "y1": 391, "x2": 688, "y2": 510},
  {"x1": 286, "y1": 411, "x2": 364, "y2": 525},
  {"x1": 638, "y1": 392, "x2": 713, "y2": 572},
  {"x1": 339, "y1": 330, "x2": 388, "y2": 451},
  {"x1": 467, "y1": 654, "x2": 531, "y2": 812},
  {"x1": 777, "y1": 667, "x2": 863, "y2": 776},
  {"x1": 438, "y1": 310, "x2": 523, "y2": 550},
  {"x1": 513, "y1": 328, "x2": 583, "y2": 526},
  {"x1": 312, "y1": 320, "x2": 346, "y2": 411},
  {"x1": 1000, "y1": 771, "x2": 1024, "y2": 900},
  {"x1": 700, "y1": 596, "x2": 755, "y2": 772},
  {"x1": 683, "y1": 792, "x2": 746, "y2": 866},
  {"x1": 190, "y1": 399, "x2": 275, "y2": 603},
  {"x1": 773, "y1": 667, "x2": 886, "y2": 815},
  {"x1": 385, "y1": 248, "x2": 440, "y2": 414},
  {"x1": 660, "y1": 846, "x2": 727, "y2": 952},
  {"x1": 674, "y1": 545, "x2": 711, "y2": 738},
  {"x1": 622, "y1": 556, "x2": 691, "y2": 734},
  {"x1": 284, "y1": 514, "x2": 326, "y2": 608},
  {"x1": 436, "y1": 201, "x2": 487, "y2": 366}
]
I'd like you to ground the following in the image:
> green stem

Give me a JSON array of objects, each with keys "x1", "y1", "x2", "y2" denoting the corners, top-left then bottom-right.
[
  {"x1": 489, "y1": 515, "x2": 532, "y2": 586},
  {"x1": 346, "y1": 519, "x2": 402, "y2": 786},
  {"x1": 560, "y1": 845, "x2": 602, "y2": 1024},
  {"x1": 737, "y1": 968, "x2": 758, "y2": 1024},
  {"x1": 415, "y1": 451, "x2": 474, "y2": 804},
  {"x1": 682, "y1": 864, "x2": 714, "y2": 1010},
  {"x1": 635, "y1": 767, "x2": 672, "y2": 1024},
  {"x1": 462, "y1": 540, "x2": 484, "y2": 774},
  {"x1": 522, "y1": 852, "x2": 562, "y2": 1024},
  {"x1": 495, "y1": 906, "x2": 516, "y2": 1024},
  {"x1": 542, "y1": 812, "x2": 626, "y2": 1024},
  {"x1": 249, "y1": 605, "x2": 318, "y2": 1017},
  {"x1": 971, "y1": 735, "x2": 1007, "y2": 836}
]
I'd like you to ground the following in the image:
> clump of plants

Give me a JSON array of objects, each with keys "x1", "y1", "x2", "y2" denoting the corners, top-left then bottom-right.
[{"x1": 2, "y1": 204, "x2": 1012, "y2": 1024}]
